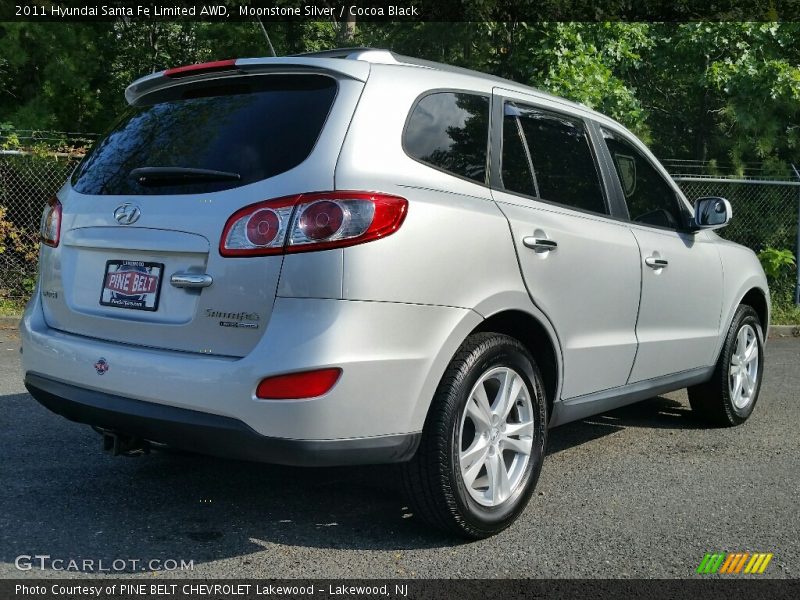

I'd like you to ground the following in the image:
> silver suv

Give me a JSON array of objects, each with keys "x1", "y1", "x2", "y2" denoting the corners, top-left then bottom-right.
[{"x1": 21, "y1": 49, "x2": 769, "y2": 538}]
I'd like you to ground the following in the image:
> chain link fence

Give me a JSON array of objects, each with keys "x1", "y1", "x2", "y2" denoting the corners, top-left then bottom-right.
[
  {"x1": 673, "y1": 174, "x2": 800, "y2": 307},
  {"x1": 672, "y1": 176, "x2": 800, "y2": 253},
  {"x1": 0, "y1": 151, "x2": 83, "y2": 299},
  {"x1": 0, "y1": 139, "x2": 799, "y2": 308}
]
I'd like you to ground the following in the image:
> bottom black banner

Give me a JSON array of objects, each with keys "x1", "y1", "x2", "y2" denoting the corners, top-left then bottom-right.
[{"x1": 3, "y1": 579, "x2": 799, "y2": 600}]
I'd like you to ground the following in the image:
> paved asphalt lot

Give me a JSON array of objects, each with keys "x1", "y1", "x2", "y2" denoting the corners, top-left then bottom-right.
[{"x1": 0, "y1": 323, "x2": 797, "y2": 579}]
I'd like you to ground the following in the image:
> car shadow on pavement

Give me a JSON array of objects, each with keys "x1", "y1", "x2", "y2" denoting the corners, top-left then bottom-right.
[
  {"x1": 547, "y1": 395, "x2": 701, "y2": 455},
  {"x1": 0, "y1": 391, "x2": 702, "y2": 568},
  {"x1": 0, "y1": 392, "x2": 459, "y2": 570}
]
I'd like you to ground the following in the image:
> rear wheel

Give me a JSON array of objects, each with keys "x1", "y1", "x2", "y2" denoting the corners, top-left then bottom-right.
[
  {"x1": 401, "y1": 333, "x2": 547, "y2": 539},
  {"x1": 688, "y1": 305, "x2": 764, "y2": 426}
]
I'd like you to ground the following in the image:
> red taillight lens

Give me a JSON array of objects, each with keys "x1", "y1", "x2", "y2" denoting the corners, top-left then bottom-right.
[
  {"x1": 256, "y1": 368, "x2": 342, "y2": 400},
  {"x1": 246, "y1": 209, "x2": 281, "y2": 246},
  {"x1": 220, "y1": 192, "x2": 407, "y2": 257},
  {"x1": 164, "y1": 59, "x2": 237, "y2": 78},
  {"x1": 220, "y1": 196, "x2": 298, "y2": 257},
  {"x1": 298, "y1": 200, "x2": 344, "y2": 241},
  {"x1": 40, "y1": 196, "x2": 62, "y2": 247}
]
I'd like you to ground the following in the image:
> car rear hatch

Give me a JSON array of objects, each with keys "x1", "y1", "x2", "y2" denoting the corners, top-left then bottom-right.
[{"x1": 39, "y1": 59, "x2": 368, "y2": 357}]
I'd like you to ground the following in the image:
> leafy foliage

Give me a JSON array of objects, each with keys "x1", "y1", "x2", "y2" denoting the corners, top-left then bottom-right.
[
  {"x1": 0, "y1": 204, "x2": 39, "y2": 297},
  {"x1": 758, "y1": 247, "x2": 796, "y2": 280},
  {"x1": 0, "y1": 18, "x2": 799, "y2": 319},
  {"x1": 757, "y1": 247, "x2": 798, "y2": 324},
  {"x1": 1, "y1": 20, "x2": 798, "y2": 170}
]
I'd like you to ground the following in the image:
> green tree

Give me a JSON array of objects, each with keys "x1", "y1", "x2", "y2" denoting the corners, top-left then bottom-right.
[{"x1": 1, "y1": 18, "x2": 798, "y2": 175}]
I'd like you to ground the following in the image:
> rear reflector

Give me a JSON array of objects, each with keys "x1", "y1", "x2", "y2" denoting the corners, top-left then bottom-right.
[
  {"x1": 256, "y1": 368, "x2": 342, "y2": 400},
  {"x1": 164, "y1": 59, "x2": 237, "y2": 78}
]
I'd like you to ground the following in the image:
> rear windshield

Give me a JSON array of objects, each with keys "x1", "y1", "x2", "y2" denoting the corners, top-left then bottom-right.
[{"x1": 71, "y1": 75, "x2": 337, "y2": 195}]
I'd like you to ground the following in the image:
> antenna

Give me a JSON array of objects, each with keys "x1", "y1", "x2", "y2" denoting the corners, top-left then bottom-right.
[{"x1": 256, "y1": 17, "x2": 277, "y2": 57}]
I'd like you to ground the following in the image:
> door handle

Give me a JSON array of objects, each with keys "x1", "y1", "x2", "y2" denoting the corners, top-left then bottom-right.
[
  {"x1": 170, "y1": 273, "x2": 213, "y2": 288},
  {"x1": 645, "y1": 256, "x2": 669, "y2": 269},
  {"x1": 523, "y1": 237, "x2": 558, "y2": 252}
]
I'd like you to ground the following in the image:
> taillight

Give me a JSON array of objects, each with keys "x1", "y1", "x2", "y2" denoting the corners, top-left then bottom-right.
[
  {"x1": 220, "y1": 191, "x2": 407, "y2": 257},
  {"x1": 40, "y1": 196, "x2": 62, "y2": 247},
  {"x1": 297, "y1": 200, "x2": 344, "y2": 241},
  {"x1": 219, "y1": 196, "x2": 297, "y2": 257},
  {"x1": 256, "y1": 368, "x2": 342, "y2": 400},
  {"x1": 164, "y1": 59, "x2": 237, "y2": 78}
]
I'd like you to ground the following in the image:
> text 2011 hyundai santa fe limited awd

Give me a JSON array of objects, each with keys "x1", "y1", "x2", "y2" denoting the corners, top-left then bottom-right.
[{"x1": 21, "y1": 49, "x2": 769, "y2": 538}]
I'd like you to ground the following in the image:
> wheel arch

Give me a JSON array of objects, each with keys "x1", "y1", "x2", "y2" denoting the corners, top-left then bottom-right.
[
  {"x1": 470, "y1": 309, "x2": 561, "y2": 422},
  {"x1": 713, "y1": 280, "x2": 771, "y2": 365},
  {"x1": 411, "y1": 297, "x2": 563, "y2": 432},
  {"x1": 740, "y1": 287, "x2": 769, "y2": 333}
]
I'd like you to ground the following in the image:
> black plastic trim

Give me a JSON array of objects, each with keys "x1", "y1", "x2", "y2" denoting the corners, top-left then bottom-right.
[
  {"x1": 24, "y1": 373, "x2": 420, "y2": 467},
  {"x1": 549, "y1": 365, "x2": 714, "y2": 427}
]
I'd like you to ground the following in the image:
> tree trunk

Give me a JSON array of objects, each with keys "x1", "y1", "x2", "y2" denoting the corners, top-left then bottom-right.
[{"x1": 342, "y1": 12, "x2": 356, "y2": 43}]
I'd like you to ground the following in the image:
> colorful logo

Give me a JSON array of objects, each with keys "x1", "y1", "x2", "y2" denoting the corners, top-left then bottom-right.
[
  {"x1": 94, "y1": 357, "x2": 109, "y2": 375},
  {"x1": 697, "y1": 552, "x2": 773, "y2": 574}
]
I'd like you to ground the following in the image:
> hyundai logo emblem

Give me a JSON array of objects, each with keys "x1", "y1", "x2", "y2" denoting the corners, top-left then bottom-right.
[{"x1": 114, "y1": 203, "x2": 141, "y2": 225}]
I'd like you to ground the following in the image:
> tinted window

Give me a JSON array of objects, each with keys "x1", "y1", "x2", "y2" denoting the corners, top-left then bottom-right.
[
  {"x1": 502, "y1": 103, "x2": 606, "y2": 214},
  {"x1": 404, "y1": 92, "x2": 490, "y2": 184},
  {"x1": 602, "y1": 130, "x2": 685, "y2": 229},
  {"x1": 501, "y1": 113, "x2": 536, "y2": 197},
  {"x1": 71, "y1": 75, "x2": 337, "y2": 195}
]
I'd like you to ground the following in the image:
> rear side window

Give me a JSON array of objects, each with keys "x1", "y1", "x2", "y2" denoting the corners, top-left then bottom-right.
[
  {"x1": 71, "y1": 75, "x2": 337, "y2": 195},
  {"x1": 602, "y1": 129, "x2": 686, "y2": 229},
  {"x1": 501, "y1": 114, "x2": 536, "y2": 197},
  {"x1": 403, "y1": 92, "x2": 490, "y2": 184},
  {"x1": 501, "y1": 102, "x2": 606, "y2": 214}
]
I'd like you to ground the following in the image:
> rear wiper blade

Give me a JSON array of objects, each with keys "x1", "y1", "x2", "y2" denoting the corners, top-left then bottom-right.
[{"x1": 130, "y1": 167, "x2": 241, "y2": 186}]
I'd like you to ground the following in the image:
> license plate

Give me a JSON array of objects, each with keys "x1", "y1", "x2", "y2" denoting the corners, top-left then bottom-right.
[{"x1": 100, "y1": 260, "x2": 164, "y2": 311}]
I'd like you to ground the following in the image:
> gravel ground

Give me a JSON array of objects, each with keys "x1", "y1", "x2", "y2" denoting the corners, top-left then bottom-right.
[{"x1": 0, "y1": 324, "x2": 797, "y2": 579}]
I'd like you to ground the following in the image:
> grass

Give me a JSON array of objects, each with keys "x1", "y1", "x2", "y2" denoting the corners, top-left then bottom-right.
[
  {"x1": 0, "y1": 298, "x2": 26, "y2": 317},
  {"x1": 767, "y1": 277, "x2": 800, "y2": 326},
  {"x1": 770, "y1": 300, "x2": 800, "y2": 326}
]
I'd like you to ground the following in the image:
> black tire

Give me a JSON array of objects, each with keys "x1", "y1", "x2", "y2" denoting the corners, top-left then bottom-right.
[
  {"x1": 688, "y1": 305, "x2": 764, "y2": 427},
  {"x1": 401, "y1": 333, "x2": 548, "y2": 539}
]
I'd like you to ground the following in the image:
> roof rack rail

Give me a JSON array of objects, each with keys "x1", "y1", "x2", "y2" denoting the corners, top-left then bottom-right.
[
  {"x1": 291, "y1": 48, "x2": 593, "y2": 116},
  {"x1": 291, "y1": 48, "x2": 402, "y2": 65},
  {"x1": 291, "y1": 47, "x2": 385, "y2": 59}
]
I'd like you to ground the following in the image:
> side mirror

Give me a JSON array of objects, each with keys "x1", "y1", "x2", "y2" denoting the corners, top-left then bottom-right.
[{"x1": 693, "y1": 197, "x2": 732, "y2": 231}]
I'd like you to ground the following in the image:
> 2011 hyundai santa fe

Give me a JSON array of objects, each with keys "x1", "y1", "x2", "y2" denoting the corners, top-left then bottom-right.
[{"x1": 21, "y1": 48, "x2": 769, "y2": 538}]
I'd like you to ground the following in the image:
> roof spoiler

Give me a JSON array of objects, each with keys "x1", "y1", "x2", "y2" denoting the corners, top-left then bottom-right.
[{"x1": 124, "y1": 56, "x2": 371, "y2": 105}]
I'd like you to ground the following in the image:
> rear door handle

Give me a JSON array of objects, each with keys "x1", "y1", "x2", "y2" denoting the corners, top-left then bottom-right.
[
  {"x1": 645, "y1": 256, "x2": 669, "y2": 269},
  {"x1": 523, "y1": 237, "x2": 558, "y2": 252},
  {"x1": 170, "y1": 273, "x2": 213, "y2": 288}
]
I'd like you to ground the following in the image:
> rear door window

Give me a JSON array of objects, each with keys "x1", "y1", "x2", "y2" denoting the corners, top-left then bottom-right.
[
  {"x1": 501, "y1": 102, "x2": 607, "y2": 214},
  {"x1": 501, "y1": 110, "x2": 536, "y2": 197},
  {"x1": 403, "y1": 91, "x2": 490, "y2": 184},
  {"x1": 71, "y1": 75, "x2": 337, "y2": 195}
]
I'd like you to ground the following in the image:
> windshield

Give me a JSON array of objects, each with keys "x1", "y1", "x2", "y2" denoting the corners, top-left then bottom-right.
[{"x1": 71, "y1": 74, "x2": 337, "y2": 195}]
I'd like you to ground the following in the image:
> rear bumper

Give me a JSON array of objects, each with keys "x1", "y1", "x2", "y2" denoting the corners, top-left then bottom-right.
[
  {"x1": 25, "y1": 373, "x2": 420, "y2": 466},
  {"x1": 21, "y1": 291, "x2": 483, "y2": 458}
]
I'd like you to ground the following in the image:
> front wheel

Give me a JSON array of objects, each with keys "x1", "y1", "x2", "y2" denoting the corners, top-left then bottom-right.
[
  {"x1": 688, "y1": 305, "x2": 764, "y2": 427},
  {"x1": 401, "y1": 333, "x2": 547, "y2": 539}
]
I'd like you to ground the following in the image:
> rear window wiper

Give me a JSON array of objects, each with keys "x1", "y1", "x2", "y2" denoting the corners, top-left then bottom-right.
[{"x1": 130, "y1": 167, "x2": 241, "y2": 186}]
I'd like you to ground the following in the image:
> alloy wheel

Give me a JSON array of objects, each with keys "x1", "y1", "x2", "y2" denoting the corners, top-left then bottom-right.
[
  {"x1": 458, "y1": 367, "x2": 534, "y2": 507},
  {"x1": 729, "y1": 323, "x2": 759, "y2": 409}
]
